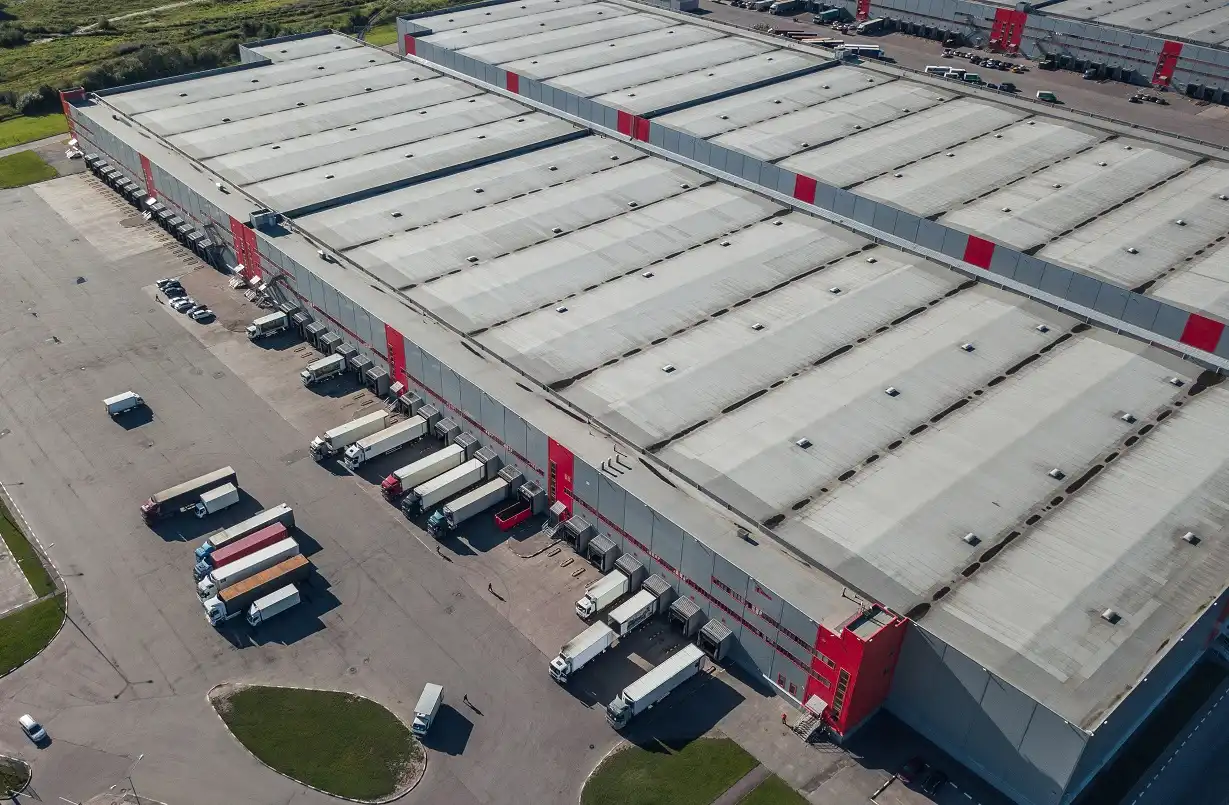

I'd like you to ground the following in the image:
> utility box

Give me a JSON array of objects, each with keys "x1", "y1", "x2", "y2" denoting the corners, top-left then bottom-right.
[
  {"x1": 698, "y1": 619, "x2": 733, "y2": 662},
  {"x1": 365, "y1": 367, "x2": 390, "y2": 397},
  {"x1": 319, "y1": 332, "x2": 342, "y2": 353},
  {"x1": 521, "y1": 481, "x2": 547, "y2": 514},
  {"x1": 417, "y1": 404, "x2": 442, "y2": 430},
  {"x1": 669, "y1": 597, "x2": 706, "y2": 637},
  {"x1": 352, "y1": 356, "x2": 373, "y2": 377},
  {"x1": 642, "y1": 574, "x2": 676, "y2": 610},
  {"x1": 434, "y1": 417, "x2": 460, "y2": 444},
  {"x1": 476, "y1": 447, "x2": 501, "y2": 479},
  {"x1": 586, "y1": 534, "x2": 620, "y2": 573},
  {"x1": 454, "y1": 432, "x2": 480, "y2": 461},
  {"x1": 566, "y1": 517, "x2": 595, "y2": 554},
  {"x1": 337, "y1": 344, "x2": 359, "y2": 366},
  {"x1": 402, "y1": 392, "x2": 425, "y2": 415},
  {"x1": 613, "y1": 555, "x2": 647, "y2": 594}
]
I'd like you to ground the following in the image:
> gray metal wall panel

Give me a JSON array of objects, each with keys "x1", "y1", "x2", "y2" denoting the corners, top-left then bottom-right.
[
  {"x1": 740, "y1": 155, "x2": 762, "y2": 184},
  {"x1": 1216, "y1": 331, "x2": 1229, "y2": 360},
  {"x1": 989, "y1": 244, "x2": 1021, "y2": 279},
  {"x1": 693, "y1": 138, "x2": 711, "y2": 167},
  {"x1": 354, "y1": 307, "x2": 373, "y2": 349},
  {"x1": 664, "y1": 126, "x2": 680, "y2": 154},
  {"x1": 779, "y1": 601, "x2": 816, "y2": 650},
  {"x1": 1092, "y1": 283, "x2": 1129, "y2": 319},
  {"x1": 1038, "y1": 263, "x2": 1075, "y2": 298},
  {"x1": 834, "y1": 188, "x2": 857, "y2": 219},
  {"x1": 370, "y1": 314, "x2": 388, "y2": 359},
  {"x1": 324, "y1": 282, "x2": 341, "y2": 321},
  {"x1": 504, "y1": 410, "x2": 527, "y2": 461},
  {"x1": 459, "y1": 375, "x2": 481, "y2": 422},
  {"x1": 565, "y1": 92, "x2": 579, "y2": 117},
  {"x1": 592, "y1": 474, "x2": 622, "y2": 530},
  {"x1": 770, "y1": 650, "x2": 809, "y2": 700},
  {"x1": 739, "y1": 627, "x2": 777, "y2": 678},
  {"x1": 1067, "y1": 272, "x2": 1102, "y2": 310},
  {"x1": 525, "y1": 423, "x2": 549, "y2": 480},
  {"x1": 707, "y1": 144, "x2": 729, "y2": 173},
  {"x1": 338, "y1": 294, "x2": 357, "y2": 337},
  {"x1": 816, "y1": 181, "x2": 837, "y2": 211},
  {"x1": 853, "y1": 194, "x2": 878, "y2": 227},
  {"x1": 622, "y1": 495, "x2": 654, "y2": 564},
  {"x1": 725, "y1": 148, "x2": 746, "y2": 179},
  {"x1": 441, "y1": 365, "x2": 461, "y2": 412},
  {"x1": 940, "y1": 227, "x2": 968, "y2": 260},
  {"x1": 480, "y1": 393, "x2": 505, "y2": 443},
  {"x1": 758, "y1": 161, "x2": 782, "y2": 191},
  {"x1": 1121, "y1": 294, "x2": 1160, "y2": 330},
  {"x1": 892, "y1": 210, "x2": 921, "y2": 243},
  {"x1": 650, "y1": 513, "x2": 683, "y2": 578},
  {"x1": 871, "y1": 202, "x2": 899, "y2": 233},
  {"x1": 573, "y1": 458, "x2": 599, "y2": 510},
  {"x1": 649, "y1": 122, "x2": 667, "y2": 149},
  {"x1": 1015, "y1": 255, "x2": 1046, "y2": 288},
  {"x1": 680, "y1": 535, "x2": 715, "y2": 597},
  {"x1": 776, "y1": 168, "x2": 796, "y2": 197},
  {"x1": 916, "y1": 218, "x2": 947, "y2": 253},
  {"x1": 745, "y1": 578, "x2": 784, "y2": 627},
  {"x1": 421, "y1": 350, "x2": 443, "y2": 394},
  {"x1": 1151, "y1": 303, "x2": 1189, "y2": 342},
  {"x1": 403, "y1": 341, "x2": 424, "y2": 384},
  {"x1": 712, "y1": 552, "x2": 750, "y2": 601}
]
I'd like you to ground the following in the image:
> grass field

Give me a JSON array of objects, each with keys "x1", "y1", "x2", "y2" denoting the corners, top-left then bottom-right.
[
  {"x1": 0, "y1": 36, "x2": 126, "y2": 97},
  {"x1": 0, "y1": 114, "x2": 68, "y2": 149},
  {"x1": 738, "y1": 775, "x2": 807, "y2": 805},
  {"x1": 0, "y1": 499, "x2": 56, "y2": 598},
  {"x1": 214, "y1": 685, "x2": 422, "y2": 801},
  {"x1": 365, "y1": 22, "x2": 398, "y2": 46},
  {"x1": 0, "y1": 757, "x2": 30, "y2": 795},
  {"x1": 0, "y1": 595, "x2": 66, "y2": 677},
  {"x1": 582, "y1": 738, "x2": 759, "y2": 805}
]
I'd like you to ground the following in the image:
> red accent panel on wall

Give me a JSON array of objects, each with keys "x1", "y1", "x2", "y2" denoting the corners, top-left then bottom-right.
[
  {"x1": 505, "y1": 71, "x2": 520, "y2": 94},
  {"x1": 139, "y1": 155, "x2": 156, "y2": 195},
  {"x1": 633, "y1": 117, "x2": 651, "y2": 142},
  {"x1": 1007, "y1": 10, "x2": 1027, "y2": 51},
  {"x1": 616, "y1": 110, "x2": 635, "y2": 137},
  {"x1": 963, "y1": 235, "x2": 995, "y2": 269},
  {"x1": 793, "y1": 174, "x2": 817, "y2": 204},
  {"x1": 59, "y1": 89, "x2": 85, "y2": 139},
  {"x1": 404, "y1": 34, "x2": 417, "y2": 56},
  {"x1": 547, "y1": 438, "x2": 575, "y2": 513},
  {"x1": 244, "y1": 227, "x2": 263, "y2": 282},
  {"x1": 385, "y1": 324, "x2": 408, "y2": 389},
  {"x1": 1152, "y1": 40, "x2": 1183, "y2": 86},
  {"x1": 1179, "y1": 313, "x2": 1225, "y2": 352},
  {"x1": 855, "y1": 0, "x2": 870, "y2": 21}
]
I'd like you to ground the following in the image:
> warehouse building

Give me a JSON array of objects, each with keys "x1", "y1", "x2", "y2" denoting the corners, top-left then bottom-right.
[{"x1": 62, "y1": 5, "x2": 1229, "y2": 803}]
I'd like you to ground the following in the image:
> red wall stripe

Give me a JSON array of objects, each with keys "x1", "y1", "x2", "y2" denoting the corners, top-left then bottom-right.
[
  {"x1": 633, "y1": 117, "x2": 651, "y2": 142},
  {"x1": 963, "y1": 235, "x2": 995, "y2": 269},
  {"x1": 385, "y1": 324, "x2": 408, "y2": 390},
  {"x1": 793, "y1": 174, "x2": 817, "y2": 204},
  {"x1": 139, "y1": 154, "x2": 156, "y2": 196},
  {"x1": 404, "y1": 35, "x2": 417, "y2": 56},
  {"x1": 1179, "y1": 313, "x2": 1225, "y2": 352},
  {"x1": 505, "y1": 71, "x2": 520, "y2": 94},
  {"x1": 547, "y1": 438, "x2": 575, "y2": 512},
  {"x1": 1152, "y1": 40, "x2": 1183, "y2": 86},
  {"x1": 855, "y1": 0, "x2": 870, "y2": 21},
  {"x1": 616, "y1": 110, "x2": 635, "y2": 137}
]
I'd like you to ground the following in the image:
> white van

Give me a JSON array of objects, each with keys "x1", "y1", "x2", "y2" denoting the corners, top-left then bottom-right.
[{"x1": 924, "y1": 65, "x2": 949, "y2": 76}]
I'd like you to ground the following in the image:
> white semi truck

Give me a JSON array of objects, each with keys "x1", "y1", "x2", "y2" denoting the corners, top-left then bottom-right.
[
  {"x1": 310, "y1": 411, "x2": 394, "y2": 461},
  {"x1": 301, "y1": 354, "x2": 345, "y2": 386},
  {"x1": 576, "y1": 571, "x2": 630, "y2": 620},
  {"x1": 246, "y1": 584, "x2": 301, "y2": 625},
  {"x1": 427, "y1": 469, "x2": 521, "y2": 538},
  {"x1": 194, "y1": 503, "x2": 293, "y2": 565},
  {"x1": 195, "y1": 483, "x2": 240, "y2": 518},
  {"x1": 247, "y1": 312, "x2": 289, "y2": 340},
  {"x1": 381, "y1": 444, "x2": 465, "y2": 500},
  {"x1": 606, "y1": 645, "x2": 705, "y2": 729},
  {"x1": 549, "y1": 622, "x2": 616, "y2": 684},
  {"x1": 197, "y1": 537, "x2": 301, "y2": 599},
  {"x1": 342, "y1": 415, "x2": 428, "y2": 470},
  {"x1": 402, "y1": 458, "x2": 484, "y2": 516},
  {"x1": 607, "y1": 590, "x2": 660, "y2": 637}
]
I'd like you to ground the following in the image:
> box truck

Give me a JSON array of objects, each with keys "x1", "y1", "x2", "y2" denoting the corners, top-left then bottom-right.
[
  {"x1": 426, "y1": 475, "x2": 516, "y2": 538},
  {"x1": 204, "y1": 554, "x2": 310, "y2": 626},
  {"x1": 104, "y1": 391, "x2": 144, "y2": 417},
  {"x1": 195, "y1": 483, "x2": 239, "y2": 518},
  {"x1": 194, "y1": 504, "x2": 293, "y2": 565},
  {"x1": 549, "y1": 622, "x2": 616, "y2": 684},
  {"x1": 247, "y1": 312, "x2": 289, "y2": 340},
  {"x1": 381, "y1": 444, "x2": 465, "y2": 500},
  {"x1": 197, "y1": 537, "x2": 301, "y2": 599},
  {"x1": 576, "y1": 571, "x2": 630, "y2": 620},
  {"x1": 141, "y1": 467, "x2": 237, "y2": 524},
  {"x1": 342, "y1": 416, "x2": 428, "y2": 470},
  {"x1": 402, "y1": 458, "x2": 484, "y2": 516},
  {"x1": 310, "y1": 411, "x2": 393, "y2": 461},
  {"x1": 301, "y1": 354, "x2": 345, "y2": 386},
  {"x1": 194, "y1": 523, "x2": 288, "y2": 580},
  {"x1": 606, "y1": 645, "x2": 705, "y2": 729},
  {"x1": 412, "y1": 683, "x2": 443, "y2": 737},
  {"x1": 607, "y1": 590, "x2": 659, "y2": 637},
  {"x1": 246, "y1": 584, "x2": 301, "y2": 626}
]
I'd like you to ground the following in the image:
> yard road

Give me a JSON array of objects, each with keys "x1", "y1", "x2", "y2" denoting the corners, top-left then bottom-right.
[{"x1": 0, "y1": 176, "x2": 615, "y2": 805}]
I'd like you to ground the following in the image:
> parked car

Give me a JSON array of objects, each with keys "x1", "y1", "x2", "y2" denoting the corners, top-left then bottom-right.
[
  {"x1": 156, "y1": 277, "x2": 181, "y2": 289},
  {"x1": 999, "y1": 81, "x2": 1017, "y2": 92},
  {"x1": 189, "y1": 308, "x2": 215, "y2": 321},
  {"x1": 170, "y1": 297, "x2": 196, "y2": 312},
  {"x1": 921, "y1": 768, "x2": 949, "y2": 796},
  {"x1": 1083, "y1": 68, "x2": 1098, "y2": 79},
  {"x1": 899, "y1": 756, "x2": 928, "y2": 784},
  {"x1": 987, "y1": 83, "x2": 999, "y2": 90},
  {"x1": 163, "y1": 286, "x2": 187, "y2": 298},
  {"x1": 19, "y1": 714, "x2": 46, "y2": 744}
]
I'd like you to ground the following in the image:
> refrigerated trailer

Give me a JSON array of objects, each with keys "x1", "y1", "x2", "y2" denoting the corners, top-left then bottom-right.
[
  {"x1": 301, "y1": 354, "x2": 345, "y2": 386},
  {"x1": 607, "y1": 590, "x2": 659, "y2": 637},
  {"x1": 550, "y1": 622, "x2": 616, "y2": 683},
  {"x1": 141, "y1": 467, "x2": 237, "y2": 524},
  {"x1": 247, "y1": 312, "x2": 289, "y2": 340},
  {"x1": 197, "y1": 537, "x2": 301, "y2": 599},
  {"x1": 342, "y1": 415, "x2": 428, "y2": 470},
  {"x1": 195, "y1": 483, "x2": 239, "y2": 518},
  {"x1": 606, "y1": 645, "x2": 705, "y2": 729},
  {"x1": 381, "y1": 444, "x2": 464, "y2": 500},
  {"x1": 194, "y1": 504, "x2": 293, "y2": 564},
  {"x1": 310, "y1": 411, "x2": 393, "y2": 461},
  {"x1": 194, "y1": 523, "x2": 289, "y2": 580},
  {"x1": 576, "y1": 572, "x2": 630, "y2": 620},
  {"x1": 246, "y1": 584, "x2": 301, "y2": 625},
  {"x1": 402, "y1": 458, "x2": 485, "y2": 516},
  {"x1": 427, "y1": 468, "x2": 523, "y2": 537},
  {"x1": 204, "y1": 554, "x2": 310, "y2": 625}
]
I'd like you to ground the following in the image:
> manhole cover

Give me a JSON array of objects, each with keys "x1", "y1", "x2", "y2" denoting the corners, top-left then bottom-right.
[
  {"x1": 212, "y1": 371, "x2": 225, "y2": 379},
  {"x1": 0, "y1": 429, "x2": 9, "y2": 439}
]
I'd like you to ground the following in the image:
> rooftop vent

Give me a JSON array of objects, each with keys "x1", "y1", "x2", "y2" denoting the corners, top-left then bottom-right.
[
  {"x1": 1175, "y1": 218, "x2": 1186, "y2": 226},
  {"x1": 751, "y1": 323, "x2": 764, "y2": 331},
  {"x1": 1120, "y1": 412, "x2": 1136, "y2": 424},
  {"x1": 611, "y1": 155, "x2": 619, "y2": 161},
  {"x1": 772, "y1": 220, "x2": 783, "y2": 226},
  {"x1": 1001, "y1": 207, "x2": 1012, "y2": 212},
  {"x1": 467, "y1": 256, "x2": 479, "y2": 263},
  {"x1": 391, "y1": 211, "x2": 402, "y2": 218},
  {"x1": 1048, "y1": 468, "x2": 1066, "y2": 480},
  {"x1": 1028, "y1": 120, "x2": 1036, "y2": 125},
  {"x1": 1101, "y1": 608, "x2": 1121, "y2": 624},
  {"x1": 775, "y1": 99, "x2": 783, "y2": 104},
  {"x1": 179, "y1": 92, "x2": 188, "y2": 98},
  {"x1": 628, "y1": 201, "x2": 639, "y2": 208},
  {"x1": 404, "y1": 153, "x2": 413, "y2": 158},
  {"x1": 884, "y1": 386, "x2": 900, "y2": 397},
  {"x1": 995, "y1": 134, "x2": 1003, "y2": 139},
  {"x1": 1125, "y1": 247, "x2": 1139, "y2": 254},
  {"x1": 795, "y1": 437, "x2": 812, "y2": 449},
  {"x1": 962, "y1": 532, "x2": 981, "y2": 546},
  {"x1": 1220, "y1": 194, "x2": 1228, "y2": 201},
  {"x1": 474, "y1": 187, "x2": 484, "y2": 193},
  {"x1": 866, "y1": 256, "x2": 877, "y2": 263},
  {"x1": 894, "y1": 172, "x2": 903, "y2": 178},
  {"x1": 829, "y1": 287, "x2": 842, "y2": 294},
  {"x1": 680, "y1": 183, "x2": 690, "y2": 189},
  {"x1": 1036, "y1": 324, "x2": 1050, "y2": 333},
  {"x1": 1168, "y1": 376, "x2": 1185, "y2": 387},
  {"x1": 1124, "y1": 145, "x2": 1133, "y2": 150},
  {"x1": 1182, "y1": 531, "x2": 1200, "y2": 545},
  {"x1": 222, "y1": 118, "x2": 231, "y2": 123},
  {"x1": 961, "y1": 343, "x2": 975, "y2": 352},
  {"x1": 1053, "y1": 183, "x2": 1062, "y2": 189},
  {"x1": 720, "y1": 241, "x2": 731, "y2": 247},
  {"x1": 801, "y1": 141, "x2": 809, "y2": 148},
  {"x1": 661, "y1": 364, "x2": 676, "y2": 374},
  {"x1": 548, "y1": 166, "x2": 557, "y2": 171},
  {"x1": 555, "y1": 305, "x2": 568, "y2": 313},
  {"x1": 946, "y1": 152, "x2": 955, "y2": 157},
  {"x1": 642, "y1": 271, "x2": 655, "y2": 278},
  {"x1": 720, "y1": 115, "x2": 729, "y2": 120},
  {"x1": 1098, "y1": 161, "x2": 1108, "y2": 167},
  {"x1": 552, "y1": 227, "x2": 563, "y2": 234}
]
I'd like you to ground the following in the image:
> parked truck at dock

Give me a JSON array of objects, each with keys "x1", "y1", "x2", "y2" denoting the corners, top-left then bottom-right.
[
  {"x1": 310, "y1": 411, "x2": 394, "y2": 461},
  {"x1": 606, "y1": 645, "x2": 705, "y2": 729},
  {"x1": 204, "y1": 554, "x2": 310, "y2": 626},
  {"x1": 194, "y1": 503, "x2": 293, "y2": 567},
  {"x1": 402, "y1": 458, "x2": 484, "y2": 516},
  {"x1": 301, "y1": 354, "x2": 345, "y2": 386},
  {"x1": 549, "y1": 622, "x2": 616, "y2": 684},
  {"x1": 576, "y1": 571, "x2": 630, "y2": 620},
  {"x1": 427, "y1": 468, "x2": 522, "y2": 538},
  {"x1": 381, "y1": 444, "x2": 464, "y2": 500},
  {"x1": 194, "y1": 523, "x2": 288, "y2": 581},
  {"x1": 342, "y1": 416, "x2": 427, "y2": 470},
  {"x1": 195, "y1": 483, "x2": 239, "y2": 518},
  {"x1": 607, "y1": 589, "x2": 660, "y2": 637},
  {"x1": 247, "y1": 312, "x2": 289, "y2": 340},
  {"x1": 141, "y1": 467, "x2": 237, "y2": 524},
  {"x1": 246, "y1": 584, "x2": 301, "y2": 626},
  {"x1": 197, "y1": 537, "x2": 300, "y2": 599}
]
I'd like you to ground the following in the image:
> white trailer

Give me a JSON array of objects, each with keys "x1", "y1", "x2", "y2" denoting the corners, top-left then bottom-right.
[
  {"x1": 247, "y1": 312, "x2": 289, "y2": 340},
  {"x1": 607, "y1": 590, "x2": 658, "y2": 637},
  {"x1": 550, "y1": 622, "x2": 616, "y2": 683},
  {"x1": 246, "y1": 584, "x2": 301, "y2": 625},
  {"x1": 431, "y1": 477, "x2": 514, "y2": 536},
  {"x1": 606, "y1": 644, "x2": 705, "y2": 728},
  {"x1": 194, "y1": 503, "x2": 294, "y2": 564},
  {"x1": 310, "y1": 411, "x2": 393, "y2": 461},
  {"x1": 197, "y1": 537, "x2": 300, "y2": 599},
  {"x1": 342, "y1": 415, "x2": 427, "y2": 470},
  {"x1": 403, "y1": 458, "x2": 484, "y2": 515},
  {"x1": 195, "y1": 483, "x2": 239, "y2": 518},
  {"x1": 301, "y1": 354, "x2": 345, "y2": 386},
  {"x1": 104, "y1": 391, "x2": 144, "y2": 417},
  {"x1": 576, "y1": 571, "x2": 630, "y2": 620},
  {"x1": 381, "y1": 444, "x2": 464, "y2": 499}
]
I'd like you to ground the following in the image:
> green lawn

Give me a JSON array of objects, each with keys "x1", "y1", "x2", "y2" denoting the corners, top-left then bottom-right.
[
  {"x1": 0, "y1": 595, "x2": 66, "y2": 677},
  {"x1": 0, "y1": 114, "x2": 68, "y2": 150},
  {"x1": 0, "y1": 757, "x2": 30, "y2": 795},
  {"x1": 215, "y1": 686, "x2": 422, "y2": 801},
  {"x1": 0, "y1": 499, "x2": 56, "y2": 597},
  {"x1": 582, "y1": 738, "x2": 759, "y2": 805},
  {"x1": 738, "y1": 775, "x2": 807, "y2": 805},
  {"x1": 365, "y1": 22, "x2": 398, "y2": 46}
]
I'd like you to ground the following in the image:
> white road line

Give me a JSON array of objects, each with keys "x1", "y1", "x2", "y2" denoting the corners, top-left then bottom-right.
[{"x1": 0, "y1": 479, "x2": 65, "y2": 583}]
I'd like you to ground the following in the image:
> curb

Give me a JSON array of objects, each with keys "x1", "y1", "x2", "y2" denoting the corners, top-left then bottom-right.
[
  {"x1": 0, "y1": 482, "x2": 69, "y2": 681},
  {"x1": 206, "y1": 682, "x2": 427, "y2": 804},
  {"x1": 578, "y1": 739, "x2": 628, "y2": 802},
  {"x1": 0, "y1": 753, "x2": 32, "y2": 797}
]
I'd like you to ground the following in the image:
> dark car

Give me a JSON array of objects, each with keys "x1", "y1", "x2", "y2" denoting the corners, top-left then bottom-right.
[
  {"x1": 999, "y1": 81, "x2": 1017, "y2": 92},
  {"x1": 921, "y1": 768, "x2": 949, "y2": 796},
  {"x1": 899, "y1": 756, "x2": 929, "y2": 784}
]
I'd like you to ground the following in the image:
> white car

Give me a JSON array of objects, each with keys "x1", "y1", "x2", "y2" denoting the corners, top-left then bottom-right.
[
  {"x1": 19, "y1": 714, "x2": 46, "y2": 744},
  {"x1": 189, "y1": 308, "x2": 215, "y2": 321},
  {"x1": 170, "y1": 297, "x2": 196, "y2": 312}
]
